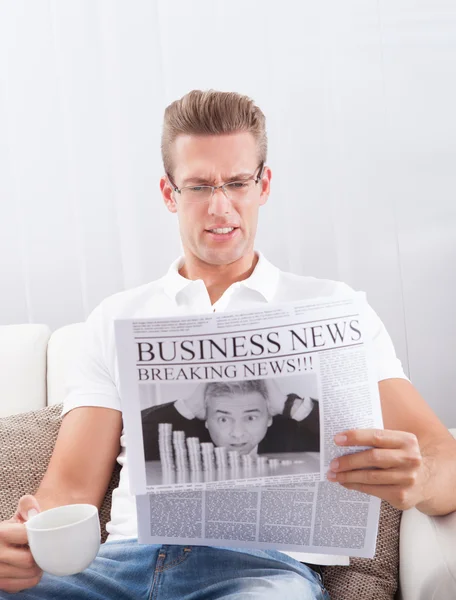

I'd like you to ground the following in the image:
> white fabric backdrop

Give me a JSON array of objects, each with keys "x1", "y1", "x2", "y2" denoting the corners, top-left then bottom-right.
[{"x1": 0, "y1": 0, "x2": 455, "y2": 424}]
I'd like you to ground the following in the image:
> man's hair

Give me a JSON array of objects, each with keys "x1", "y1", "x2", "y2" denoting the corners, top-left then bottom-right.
[
  {"x1": 204, "y1": 379, "x2": 268, "y2": 406},
  {"x1": 161, "y1": 89, "x2": 267, "y2": 176}
]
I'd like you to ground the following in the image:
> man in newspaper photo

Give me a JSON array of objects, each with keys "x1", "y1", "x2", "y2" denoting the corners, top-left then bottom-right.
[
  {"x1": 142, "y1": 379, "x2": 319, "y2": 457},
  {"x1": 140, "y1": 378, "x2": 320, "y2": 486},
  {"x1": 2, "y1": 89, "x2": 455, "y2": 600}
]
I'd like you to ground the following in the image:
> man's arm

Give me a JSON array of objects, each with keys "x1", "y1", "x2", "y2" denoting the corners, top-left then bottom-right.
[
  {"x1": 33, "y1": 406, "x2": 123, "y2": 511},
  {"x1": 261, "y1": 400, "x2": 320, "y2": 453},
  {"x1": 0, "y1": 406, "x2": 122, "y2": 594},
  {"x1": 328, "y1": 378, "x2": 456, "y2": 516},
  {"x1": 381, "y1": 378, "x2": 456, "y2": 515}
]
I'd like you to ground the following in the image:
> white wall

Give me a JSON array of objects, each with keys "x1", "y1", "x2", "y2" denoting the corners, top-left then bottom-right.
[{"x1": 0, "y1": 1, "x2": 455, "y2": 425}]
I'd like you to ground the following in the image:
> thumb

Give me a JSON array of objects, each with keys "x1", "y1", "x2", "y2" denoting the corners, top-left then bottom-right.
[{"x1": 16, "y1": 495, "x2": 41, "y2": 523}]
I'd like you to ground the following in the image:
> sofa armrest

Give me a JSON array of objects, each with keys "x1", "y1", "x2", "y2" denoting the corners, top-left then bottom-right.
[
  {"x1": 0, "y1": 324, "x2": 51, "y2": 417},
  {"x1": 399, "y1": 508, "x2": 456, "y2": 600},
  {"x1": 399, "y1": 428, "x2": 456, "y2": 600}
]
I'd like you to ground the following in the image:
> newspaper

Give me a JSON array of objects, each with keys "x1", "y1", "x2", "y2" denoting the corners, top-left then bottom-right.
[{"x1": 115, "y1": 294, "x2": 382, "y2": 559}]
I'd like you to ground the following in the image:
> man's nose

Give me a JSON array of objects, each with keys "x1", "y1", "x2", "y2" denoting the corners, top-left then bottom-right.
[
  {"x1": 229, "y1": 420, "x2": 246, "y2": 439},
  {"x1": 208, "y1": 187, "x2": 233, "y2": 217}
]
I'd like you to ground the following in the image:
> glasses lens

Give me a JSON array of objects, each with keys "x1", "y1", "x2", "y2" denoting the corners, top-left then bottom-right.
[
  {"x1": 180, "y1": 186, "x2": 213, "y2": 202},
  {"x1": 223, "y1": 180, "x2": 255, "y2": 199},
  {"x1": 179, "y1": 179, "x2": 256, "y2": 202}
]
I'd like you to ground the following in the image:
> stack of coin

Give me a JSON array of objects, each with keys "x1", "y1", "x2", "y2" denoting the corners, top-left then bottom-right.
[
  {"x1": 176, "y1": 470, "x2": 189, "y2": 484},
  {"x1": 158, "y1": 423, "x2": 174, "y2": 470},
  {"x1": 162, "y1": 470, "x2": 176, "y2": 485},
  {"x1": 214, "y1": 446, "x2": 228, "y2": 470},
  {"x1": 228, "y1": 450, "x2": 240, "y2": 469},
  {"x1": 269, "y1": 458, "x2": 280, "y2": 468},
  {"x1": 241, "y1": 454, "x2": 253, "y2": 469},
  {"x1": 186, "y1": 437, "x2": 203, "y2": 471},
  {"x1": 280, "y1": 459, "x2": 292, "y2": 466},
  {"x1": 201, "y1": 442, "x2": 215, "y2": 471},
  {"x1": 257, "y1": 456, "x2": 269, "y2": 467},
  {"x1": 192, "y1": 470, "x2": 204, "y2": 483},
  {"x1": 173, "y1": 430, "x2": 188, "y2": 472}
]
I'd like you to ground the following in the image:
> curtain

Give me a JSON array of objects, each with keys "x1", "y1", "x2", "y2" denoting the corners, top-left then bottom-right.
[{"x1": 1, "y1": 0, "x2": 455, "y2": 423}]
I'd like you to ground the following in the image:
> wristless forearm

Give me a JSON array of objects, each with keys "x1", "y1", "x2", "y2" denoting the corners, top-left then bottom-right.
[
  {"x1": 33, "y1": 486, "x2": 87, "y2": 512},
  {"x1": 33, "y1": 470, "x2": 102, "y2": 512},
  {"x1": 416, "y1": 440, "x2": 456, "y2": 516}
]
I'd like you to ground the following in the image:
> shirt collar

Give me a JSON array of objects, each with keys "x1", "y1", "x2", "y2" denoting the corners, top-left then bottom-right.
[
  {"x1": 162, "y1": 255, "x2": 193, "y2": 300},
  {"x1": 162, "y1": 251, "x2": 280, "y2": 303},
  {"x1": 240, "y1": 251, "x2": 280, "y2": 302}
]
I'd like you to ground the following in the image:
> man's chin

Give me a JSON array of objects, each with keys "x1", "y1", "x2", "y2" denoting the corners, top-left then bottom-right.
[
  {"x1": 197, "y1": 244, "x2": 247, "y2": 266},
  {"x1": 233, "y1": 445, "x2": 253, "y2": 455}
]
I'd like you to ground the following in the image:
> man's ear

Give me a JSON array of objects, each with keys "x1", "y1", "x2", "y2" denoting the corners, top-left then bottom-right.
[
  {"x1": 160, "y1": 176, "x2": 177, "y2": 214},
  {"x1": 259, "y1": 165, "x2": 272, "y2": 207},
  {"x1": 267, "y1": 415, "x2": 273, "y2": 427},
  {"x1": 205, "y1": 421, "x2": 208, "y2": 430}
]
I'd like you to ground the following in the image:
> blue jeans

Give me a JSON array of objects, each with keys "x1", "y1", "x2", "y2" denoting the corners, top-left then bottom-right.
[{"x1": 1, "y1": 539, "x2": 330, "y2": 599}]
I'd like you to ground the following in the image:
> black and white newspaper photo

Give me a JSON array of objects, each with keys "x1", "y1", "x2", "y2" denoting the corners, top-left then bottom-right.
[{"x1": 139, "y1": 374, "x2": 321, "y2": 488}]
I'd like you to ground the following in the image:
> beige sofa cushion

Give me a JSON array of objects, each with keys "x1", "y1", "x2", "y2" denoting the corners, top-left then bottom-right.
[
  {"x1": 322, "y1": 500, "x2": 401, "y2": 599},
  {"x1": 0, "y1": 403, "x2": 119, "y2": 543},
  {"x1": 0, "y1": 403, "x2": 401, "y2": 596}
]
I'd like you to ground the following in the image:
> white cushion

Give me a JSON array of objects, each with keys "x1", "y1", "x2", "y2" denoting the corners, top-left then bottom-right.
[
  {"x1": 398, "y1": 429, "x2": 456, "y2": 600},
  {"x1": 47, "y1": 323, "x2": 84, "y2": 406},
  {"x1": 0, "y1": 324, "x2": 51, "y2": 417}
]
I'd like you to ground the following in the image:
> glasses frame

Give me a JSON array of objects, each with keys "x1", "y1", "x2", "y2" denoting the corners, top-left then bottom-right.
[{"x1": 166, "y1": 162, "x2": 265, "y2": 202}]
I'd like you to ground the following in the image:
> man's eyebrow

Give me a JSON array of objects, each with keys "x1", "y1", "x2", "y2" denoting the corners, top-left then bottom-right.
[
  {"x1": 214, "y1": 408, "x2": 261, "y2": 415},
  {"x1": 182, "y1": 172, "x2": 253, "y2": 186}
]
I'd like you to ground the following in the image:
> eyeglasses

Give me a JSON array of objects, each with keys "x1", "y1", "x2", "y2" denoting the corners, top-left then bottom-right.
[{"x1": 167, "y1": 162, "x2": 265, "y2": 203}]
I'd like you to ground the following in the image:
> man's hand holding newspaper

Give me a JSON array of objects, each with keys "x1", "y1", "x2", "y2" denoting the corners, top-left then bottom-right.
[{"x1": 328, "y1": 427, "x2": 424, "y2": 510}]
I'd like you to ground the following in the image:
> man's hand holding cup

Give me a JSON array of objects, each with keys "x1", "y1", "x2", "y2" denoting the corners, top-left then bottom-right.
[{"x1": 0, "y1": 495, "x2": 43, "y2": 594}]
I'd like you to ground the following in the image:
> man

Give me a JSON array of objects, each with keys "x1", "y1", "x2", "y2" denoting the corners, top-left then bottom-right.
[
  {"x1": 1, "y1": 90, "x2": 455, "y2": 599},
  {"x1": 141, "y1": 379, "x2": 320, "y2": 460}
]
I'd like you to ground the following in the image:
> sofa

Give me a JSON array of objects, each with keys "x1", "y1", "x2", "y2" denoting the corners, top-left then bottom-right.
[{"x1": 0, "y1": 323, "x2": 455, "y2": 599}]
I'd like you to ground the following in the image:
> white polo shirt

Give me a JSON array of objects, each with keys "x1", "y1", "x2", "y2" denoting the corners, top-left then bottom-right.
[{"x1": 61, "y1": 251, "x2": 407, "y2": 563}]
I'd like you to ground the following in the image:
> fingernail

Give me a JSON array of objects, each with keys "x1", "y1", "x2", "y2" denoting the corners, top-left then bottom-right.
[
  {"x1": 27, "y1": 509, "x2": 38, "y2": 520},
  {"x1": 334, "y1": 434, "x2": 347, "y2": 444},
  {"x1": 327, "y1": 471, "x2": 337, "y2": 480},
  {"x1": 330, "y1": 459, "x2": 339, "y2": 471}
]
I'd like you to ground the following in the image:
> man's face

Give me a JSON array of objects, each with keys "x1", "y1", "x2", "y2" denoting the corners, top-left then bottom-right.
[
  {"x1": 161, "y1": 132, "x2": 270, "y2": 267},
  {"x1": 205, "y1": 391, "x2": 272, "y2": 454}
]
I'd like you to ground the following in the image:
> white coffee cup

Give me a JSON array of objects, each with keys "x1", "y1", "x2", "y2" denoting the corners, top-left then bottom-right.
[{"x1": 25, "y1": 504, "x2": 100, "y2": 576}]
